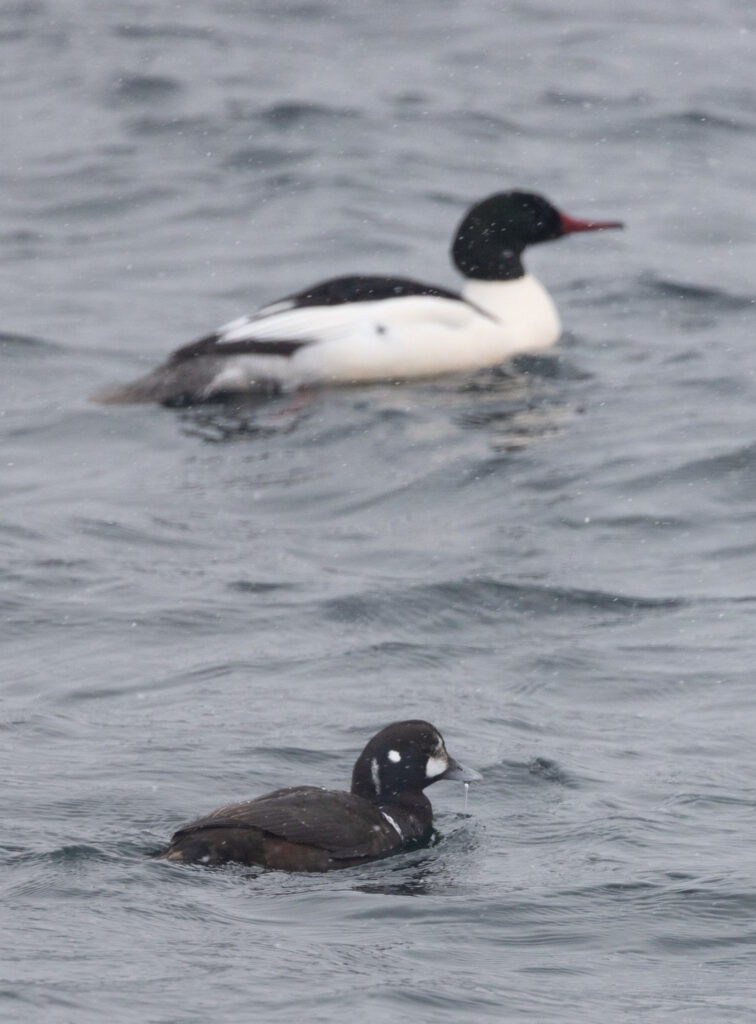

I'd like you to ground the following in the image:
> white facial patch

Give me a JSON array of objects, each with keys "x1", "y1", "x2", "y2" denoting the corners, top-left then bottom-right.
[
  {"x1": 425, "y1": 753, "x2": 448, "y2": 779},
  {"x1": 387, "y1": 749, "x2": 401, "y2": 763},
  {"x1": 370, "y1": 757, "x2": 381, "y2": 794}
]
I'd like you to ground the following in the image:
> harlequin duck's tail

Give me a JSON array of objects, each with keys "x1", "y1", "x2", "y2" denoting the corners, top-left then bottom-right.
[
  {"x1": 155, "y1": 848, "x2": 187, "y2": 863},
  {"x1": 158, "y1": 824, "x2": 348, "y2": 872},
  {"x1": 159, "y1": 827, "x2": 270, "y2": 867},
  {"x1": 155, "y1": 836, "x2": 210, "y2": 865}
]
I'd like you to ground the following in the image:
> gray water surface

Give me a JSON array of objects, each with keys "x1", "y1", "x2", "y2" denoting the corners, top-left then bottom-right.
[{"x1": 3, "y1": 1, "x2": 756, "y2": 1022}]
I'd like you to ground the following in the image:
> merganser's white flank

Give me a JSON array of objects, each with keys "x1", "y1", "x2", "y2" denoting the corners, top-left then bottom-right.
[{"x1": 95, "y1": 191, "x2": 622, "y2": 405}]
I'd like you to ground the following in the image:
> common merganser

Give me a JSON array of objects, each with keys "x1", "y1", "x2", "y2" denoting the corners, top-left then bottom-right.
[{"x1": 95, "y1": 191, "x2": 622, "y2": 405}]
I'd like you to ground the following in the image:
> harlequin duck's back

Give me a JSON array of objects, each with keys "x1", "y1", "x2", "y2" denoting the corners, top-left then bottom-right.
[
  {"x1": 162, "y1": 787, "x2": 414, "y2": 870},
  {"x1": 158, "y1": 720, "x2": 482, "y2": 872}
]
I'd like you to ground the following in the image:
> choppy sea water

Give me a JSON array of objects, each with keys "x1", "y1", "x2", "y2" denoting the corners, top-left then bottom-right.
[{"x1": 2, "y1": 1, "x2": 756, "y2": 1021}]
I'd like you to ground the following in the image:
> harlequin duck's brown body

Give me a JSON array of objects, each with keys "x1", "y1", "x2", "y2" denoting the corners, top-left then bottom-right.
[{"x1": 158, "y1": 720, "x2": 481, "y2": 872}]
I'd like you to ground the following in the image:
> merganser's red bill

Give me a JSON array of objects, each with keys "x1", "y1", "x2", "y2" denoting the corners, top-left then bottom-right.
[{"x1": 559, "y1": 212, "x2": 624, "y2": 234}]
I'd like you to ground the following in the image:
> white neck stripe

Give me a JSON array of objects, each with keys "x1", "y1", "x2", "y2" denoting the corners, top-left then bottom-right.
[{"x1": 381, "y1": 811, "x2": 403, "y2": 839}]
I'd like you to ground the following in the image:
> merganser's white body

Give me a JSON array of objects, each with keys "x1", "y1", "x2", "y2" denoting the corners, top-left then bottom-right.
[
  {"x1": 94, "y1": 191, "x2": 621, "y2": 405},
  {"x1": 206, "y1": 275, "x2": 560, "y2": 394}
]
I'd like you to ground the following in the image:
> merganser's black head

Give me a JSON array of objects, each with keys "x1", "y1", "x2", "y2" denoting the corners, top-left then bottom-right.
[
  {"x1": 451, "y1": 190, "x2": 623, "y2": 281},
  {"x1": 350, "y1": 719, "x2": 481, "y2": 802}
]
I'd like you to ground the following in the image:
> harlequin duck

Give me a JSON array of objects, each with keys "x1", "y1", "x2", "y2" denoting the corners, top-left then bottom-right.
[
  {"x1": 94, "y1": 190, "x2": 622, "y2": 405},
  {"x1": 158, "y1": 720, "x2": 482, "y2": 871}
]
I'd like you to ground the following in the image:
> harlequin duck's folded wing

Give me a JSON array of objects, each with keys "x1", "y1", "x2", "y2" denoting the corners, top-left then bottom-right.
[
  {"x1": 248, "y1": 788, "x2": 407, "y2": 860},
  {"x1": 169, "y1": 787, "x2": 403, "y2": 860},
  {"x1": 168, "y1": 787, "x2": 321, "y2": 839}
]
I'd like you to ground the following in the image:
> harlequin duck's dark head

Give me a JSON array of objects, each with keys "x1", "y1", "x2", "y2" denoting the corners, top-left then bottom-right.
[
  {"x1": 350, "y1": 719, "x2": 481, "y2": 802},
  {"x1": 452, "y1": 190, "x2": 624, "y2": 281}
]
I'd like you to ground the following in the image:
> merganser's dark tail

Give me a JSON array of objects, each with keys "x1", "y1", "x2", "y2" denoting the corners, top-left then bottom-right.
[
  {"x1": 92, "y1": 355, "x2": 282, "y2": 406},
  {"x1": 91, "y1": 357, "x2": 224, "y2": 405}
]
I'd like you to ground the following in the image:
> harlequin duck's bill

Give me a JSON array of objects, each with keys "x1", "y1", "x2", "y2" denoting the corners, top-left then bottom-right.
[
  {"x1": 437, "y1": 755, "x2": 483, "y2": 784},
  {"x1": 157, "y1": 719, "x2": 482, "y2": 872},
  {"x1": 93, "y1": 189, "x2": 624, "y2": 406}
]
